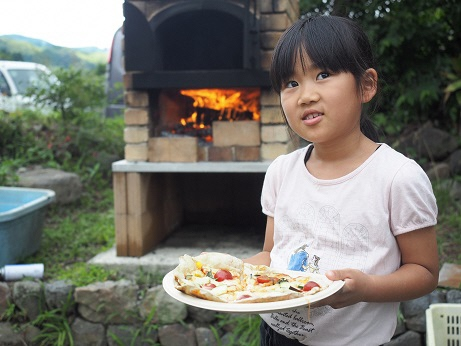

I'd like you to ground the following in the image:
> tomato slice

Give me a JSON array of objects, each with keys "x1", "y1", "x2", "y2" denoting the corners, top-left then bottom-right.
[
  {"x1": 303, "y1": 281, "x2": 320, "y2": 292},
  {"x1": 202, "y1": 283, "x2": 216, "y2": 290},
  {"x1": 256, "y1": 275, "x2": 279, "y2": 285},
  {"x1": 256, "y1": 275, "x2": 272, "y2": 284},
  {"x1": 238, "y1": 294, "x2": 252, "y2": 300},
  {"x1": 214, "y1": 269, "x2": 233, "y2": 282}
]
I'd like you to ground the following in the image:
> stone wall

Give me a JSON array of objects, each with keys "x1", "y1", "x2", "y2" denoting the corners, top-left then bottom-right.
[{"x1": 0, "y1": 279, "x2": 460, "y2": 345}]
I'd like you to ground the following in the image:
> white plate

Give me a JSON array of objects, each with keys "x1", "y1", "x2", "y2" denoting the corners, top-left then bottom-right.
[{"x1": 162, "y1": 270, "x2": 345, "y2": 313}]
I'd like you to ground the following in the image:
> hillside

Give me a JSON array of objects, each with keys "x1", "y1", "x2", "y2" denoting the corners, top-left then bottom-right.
[{"x1": 0, "y1": 35, "x2": 108, "y2": 70}]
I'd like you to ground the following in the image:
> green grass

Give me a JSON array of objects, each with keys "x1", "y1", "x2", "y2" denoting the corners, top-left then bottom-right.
[{"x1": 24, "y1": 185, "x2": 118, "y2": 284}]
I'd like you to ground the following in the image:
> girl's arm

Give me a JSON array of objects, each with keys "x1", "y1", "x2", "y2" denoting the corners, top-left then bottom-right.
[
  {"x1": 324, "y1": 226, "x2": 439, "y2": 308},
  {"x1": 243, "y1": 216, "x2": 274, "y2": 266}
]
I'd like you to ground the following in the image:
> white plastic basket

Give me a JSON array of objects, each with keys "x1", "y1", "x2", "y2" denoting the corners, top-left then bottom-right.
[{"x1": 426, "y1": 303, "x2": 461, "y2": 346}]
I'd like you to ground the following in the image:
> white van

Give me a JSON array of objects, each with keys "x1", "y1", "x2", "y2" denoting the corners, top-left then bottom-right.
[{"x1": 0, "y1": 60, "x2": 51, "y2": 113}]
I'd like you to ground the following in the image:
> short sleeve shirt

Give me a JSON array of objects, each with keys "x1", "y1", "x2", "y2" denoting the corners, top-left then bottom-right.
[{"x1": 260, "y1": 143, "x2": 437, "y2": 346}]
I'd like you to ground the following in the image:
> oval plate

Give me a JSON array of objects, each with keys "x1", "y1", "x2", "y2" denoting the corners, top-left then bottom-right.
[{"x1": 162, "y1": 270, "x2": 345, "y2": 313}]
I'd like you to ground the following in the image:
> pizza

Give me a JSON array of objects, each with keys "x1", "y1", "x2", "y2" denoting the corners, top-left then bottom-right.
[{"x1": 172, "y1": 252, "x2": 332, "y2": 304}]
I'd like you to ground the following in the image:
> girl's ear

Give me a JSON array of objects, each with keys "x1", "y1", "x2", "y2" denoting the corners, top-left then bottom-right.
[{"x1": 361, "y1": 68, "x2": 378, "y2": 103}]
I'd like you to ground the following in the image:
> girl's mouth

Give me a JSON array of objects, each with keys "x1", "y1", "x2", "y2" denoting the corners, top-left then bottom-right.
[
  {"x1": 301, "y1": 111, "x2": 323, "y2": 126},
  {"x1": 302, "y1": 113, "x2": 322, "y2": 120}
]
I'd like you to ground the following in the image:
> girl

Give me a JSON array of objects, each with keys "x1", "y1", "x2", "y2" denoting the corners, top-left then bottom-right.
[{"x1": 245, "y1": 15, "x2": 439, "y2": 346}]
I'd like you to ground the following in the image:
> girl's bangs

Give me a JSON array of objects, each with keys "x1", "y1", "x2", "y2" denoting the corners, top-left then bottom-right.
[
  {"x1": 271, "y1": 16, "x2": 363, "y2": 92},
  {"x1": 299, "y1": 19, "x2": 353, "y2": 74},
  {"x1": 270, "y1": 26, "x2": 303, "y2": 93}
]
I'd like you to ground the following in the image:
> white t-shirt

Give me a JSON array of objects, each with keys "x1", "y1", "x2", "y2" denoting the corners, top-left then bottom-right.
[{"x1": 260, "y1": 143, "x2": 437, "y2": 346}]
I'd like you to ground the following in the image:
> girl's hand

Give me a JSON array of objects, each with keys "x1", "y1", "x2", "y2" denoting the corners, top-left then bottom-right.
[{"x1": 320, "y1": 269, "x2": 373, "y2": 309}]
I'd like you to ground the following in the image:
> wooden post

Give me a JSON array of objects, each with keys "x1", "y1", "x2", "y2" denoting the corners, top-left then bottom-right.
[{"x1": 113, "y1": 172, "x2": 129, "y2": 255}]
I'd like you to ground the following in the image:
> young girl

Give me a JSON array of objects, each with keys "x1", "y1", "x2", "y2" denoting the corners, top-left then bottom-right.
[{"x1": 245, "y1": 15, "x2": 439, "y2": 345}]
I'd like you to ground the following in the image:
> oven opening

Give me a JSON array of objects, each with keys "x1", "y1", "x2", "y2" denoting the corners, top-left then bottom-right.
[{"x1": 155, "y1": 87, "x2": 261, "y2": 145}]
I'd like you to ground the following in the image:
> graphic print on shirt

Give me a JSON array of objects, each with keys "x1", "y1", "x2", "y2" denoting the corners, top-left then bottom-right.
[
  {"x1": 314, "y1": 205, "x2": 341, "y2": 271},
  {"x1": 288, "y1": 245, "x2": 321, "y2": 274},
  {"x1": 268, "y1": 203, "x2": 371, "y2": 343},
  {"x1": 338, "y1": 223, "x2": 369, "y2": 271},
  {"x1": 288, "y1": 244, "x2": 310, "y2": 271}
]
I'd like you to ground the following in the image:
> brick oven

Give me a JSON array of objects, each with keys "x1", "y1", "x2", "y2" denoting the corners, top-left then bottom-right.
[{"x1": 113, "y1": 0, "x2": 300, "y2": 257}]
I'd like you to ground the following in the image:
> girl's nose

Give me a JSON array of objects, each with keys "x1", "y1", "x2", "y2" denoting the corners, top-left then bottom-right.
[{"x1": 298, "y1": 85, "x2": 319, "y2": 105}]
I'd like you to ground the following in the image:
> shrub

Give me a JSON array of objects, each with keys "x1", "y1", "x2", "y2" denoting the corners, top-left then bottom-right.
[{"x1": 0, "y1": 66, "x2": 124, "y2": 187}]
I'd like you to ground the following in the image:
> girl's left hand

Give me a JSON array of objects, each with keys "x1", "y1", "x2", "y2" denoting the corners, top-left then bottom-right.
[{"x1": 320, "y1": 269, "x2": 373, "y2": 309}]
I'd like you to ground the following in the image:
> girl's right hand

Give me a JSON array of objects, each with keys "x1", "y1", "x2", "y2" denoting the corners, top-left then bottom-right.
[{"x1": 319, "y1": 268, "x2": 373, "y2": 309}]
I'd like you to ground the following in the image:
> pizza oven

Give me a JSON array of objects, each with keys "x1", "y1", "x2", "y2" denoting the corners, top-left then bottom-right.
[
  {"x1": 113, "y1": 0, "x2": 300, "y2": 256},
  {"x1": 121, "y1": 0, "x2": 301, "y2": 163}
]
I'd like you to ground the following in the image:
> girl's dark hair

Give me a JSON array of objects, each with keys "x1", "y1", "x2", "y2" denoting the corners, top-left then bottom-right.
[{"x1": 270, "y1": 15, "x2": 380, "y2": 142}]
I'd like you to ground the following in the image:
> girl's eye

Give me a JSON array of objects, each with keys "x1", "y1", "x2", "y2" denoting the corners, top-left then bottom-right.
[
  {"x1": 317, "y1": 72, "x2": 330, "y2": 80},
  {"x1": 285, "y1": 80, "x2": 298, "y2": 88}
]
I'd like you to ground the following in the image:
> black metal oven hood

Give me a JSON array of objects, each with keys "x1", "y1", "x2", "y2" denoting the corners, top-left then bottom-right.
[{"x1": 123, "y1": 0, "x2": 270, "y2": 89}]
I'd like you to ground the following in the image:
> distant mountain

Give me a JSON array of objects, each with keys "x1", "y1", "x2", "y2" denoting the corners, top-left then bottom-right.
[
  {"x1": 0, "y1": 35, "x2": 108, "y2": 70},
  {"x1": 3, "y1": 35, "x2": 54, "y2": 48}
]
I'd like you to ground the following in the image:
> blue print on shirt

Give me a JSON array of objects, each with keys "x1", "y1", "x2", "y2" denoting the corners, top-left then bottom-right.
[{"x1": 288, "y1": 245, "x2": 309, "y2": 271}]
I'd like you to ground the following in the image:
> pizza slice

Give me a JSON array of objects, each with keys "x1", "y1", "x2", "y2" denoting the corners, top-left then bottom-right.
[
  {"x1": 238, "y1": 264, "x2": 324, "y2": 303},
  {"x1": 173, "y1": 252, "x2": 331, "y2": 304},
  {"x1": 173, "y1": 252, "x2": 246, "y2": 302}
]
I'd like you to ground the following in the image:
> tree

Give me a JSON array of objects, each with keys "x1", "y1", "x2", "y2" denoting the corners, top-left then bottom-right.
[
  {"x1": 27, "y1": 67, "x2": 106, "y2": 123},
  {"x1": 299, "y1": 0, "x2": 461, "y2": 134},
  {"x1": 0, "y1": 48, "x2": 23, "y2": 61}
]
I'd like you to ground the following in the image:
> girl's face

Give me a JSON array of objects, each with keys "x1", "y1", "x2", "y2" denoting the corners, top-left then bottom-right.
[{"x1": 280, "y1": 53, "x2": 375, "y2": 146}]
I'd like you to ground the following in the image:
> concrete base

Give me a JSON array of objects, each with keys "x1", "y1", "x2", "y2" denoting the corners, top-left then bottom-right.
[
  {"x1": 112, "y1": 160, "x2": 271, "y2": 173},
  {"x1": 89, "y1": 224, "x2": 264, "y2": 279}
]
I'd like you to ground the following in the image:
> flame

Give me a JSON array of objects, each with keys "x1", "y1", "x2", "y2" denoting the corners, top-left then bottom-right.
[
  {"x1": 180, "y1": 88, "x2": 260, "y2": 121},
  {"x1": 172, "y1": 88, "x2": 260, "y2": 142}
]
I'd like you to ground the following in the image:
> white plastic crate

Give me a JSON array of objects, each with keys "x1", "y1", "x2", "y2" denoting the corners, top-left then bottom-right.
[{"x1": 426, "y1": 303, "x2": 461, "y2": 346}]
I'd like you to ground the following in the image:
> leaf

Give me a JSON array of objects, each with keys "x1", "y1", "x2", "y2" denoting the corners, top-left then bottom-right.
[
  {"x1": 445, "y1": 80, "x2": 461, "y2": 93},
  {"x1": 444, "y1": 79, "x2": 461, "y2": 103}
]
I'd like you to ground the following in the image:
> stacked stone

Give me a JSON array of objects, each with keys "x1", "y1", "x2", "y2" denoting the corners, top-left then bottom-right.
[
  {"x1": 259, "y1": 0, "x2": 300, "y2": 161},
  {"x1": 1, "y1": 279, "x2": 460, "y2": 345}
]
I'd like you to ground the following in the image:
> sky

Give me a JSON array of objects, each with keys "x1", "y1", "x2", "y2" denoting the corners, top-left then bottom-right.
[{"x1": 0, "y1": 0, "x2": 124, "y2": 50}]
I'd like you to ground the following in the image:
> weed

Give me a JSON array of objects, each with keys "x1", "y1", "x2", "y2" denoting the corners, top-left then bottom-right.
[
  {"x1": 31, "y1": 293, "x2": 75, "y2": 346},
  {"x1": 107, "y1": 306, "x2": 160, "y2": 346},
  {"x1": 0, "y1": 302, "x2": 28, "y2": 324},
  {"x1": 214, "y1": 314, "x2": 261, "y2": 346},
  {"x1": 135, "y1": 267, "x2": 165, "y2": 288},
  {"x1": 138, "y1": 306, "x2": 161, "y2": 345}
]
